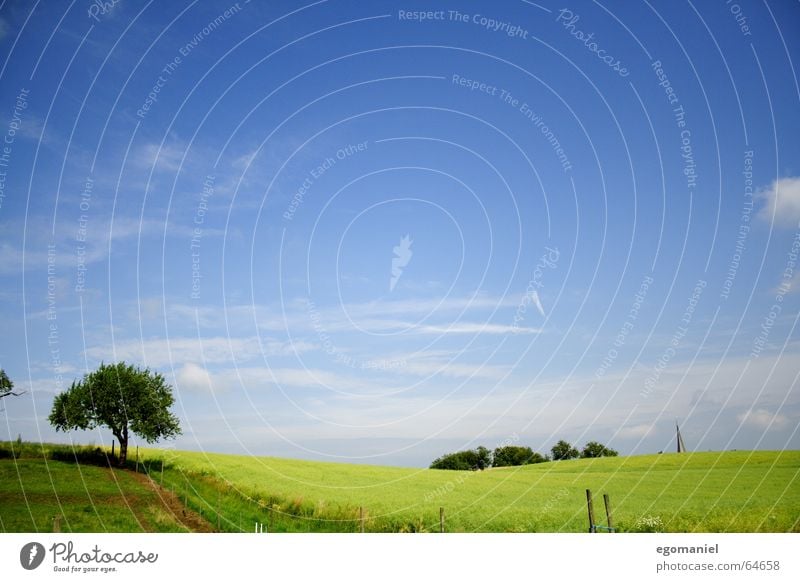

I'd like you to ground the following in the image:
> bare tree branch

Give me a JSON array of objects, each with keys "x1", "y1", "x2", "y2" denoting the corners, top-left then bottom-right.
[{"x1": 0, "y1": 391, "x2": 26, "y2": 399}]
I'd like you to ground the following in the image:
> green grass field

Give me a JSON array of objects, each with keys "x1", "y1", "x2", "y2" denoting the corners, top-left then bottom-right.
[
  {"x1": 1, "y1": 442, "x2": 798, "y2": 533},
  {"x1": 0, "y1": 443, "x2": 208, "y2": 533},
  {"x1": 145, "y1": 447, "x2": 800, "y2": 533}
]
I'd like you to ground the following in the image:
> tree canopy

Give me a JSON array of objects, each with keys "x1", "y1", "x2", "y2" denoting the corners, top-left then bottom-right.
[
  {"x1": 430, "y1": 446, "x2": 492, "y2": 471},
  {"x1": 48, "y1": 362, "x2": 181, "y2": 465},
  {"x1": 551, "y1": 439, "x2": 580, "y2": 461},
  {"x1": 492, "y1": 445, "x2": 547, "y2": 467},
  {"x1": 431, "y1": 438, "x2": 619, "y2": 469},
  {"x1": 0, "y1": 369, "x2": 23, "y2": 400},
  {"x1": 581, "y1": 441, "x2": 618, "y2": 458}
]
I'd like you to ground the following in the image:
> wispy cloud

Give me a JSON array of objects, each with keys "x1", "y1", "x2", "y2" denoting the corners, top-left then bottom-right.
[
  {"x1": 415, "y1": 323, "x2": 540, "y2": 335},
  {"x1": 171, "y1": 365, "x2": 398, "y2": 396},
  {"x1": 0, "y1": 213, "x2": 224, "y2": 275},
  {"x1": 400, "y1": 359, "x2": 508, "y2": 380},
  {"x1": 131, "y1": 141, "x2": 188, "y2": 173},
  {"x1": 84, "y1": 336, "x2": 317, "y2": 368},
  {"x1": 168, "y1": 294, "x2": 528, "y2": 336}
]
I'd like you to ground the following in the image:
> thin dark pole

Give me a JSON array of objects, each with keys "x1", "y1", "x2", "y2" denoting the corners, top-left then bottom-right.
[{"x1": 586, "y1": 489, "x2": 596, "y2": 533}]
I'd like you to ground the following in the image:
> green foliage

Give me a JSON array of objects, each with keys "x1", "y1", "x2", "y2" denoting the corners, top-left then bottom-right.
[
  {"x1": 581, "y1": 441, "x2": 619, "y2": 458},
  {"x1": 48, "y1": 362, "x2": 181, "y2": 465},
  {"x1": 551, "y1": 440, "x2": 580, "y2": 460},
  {"x1": 0, "y1": 369, "x2": 23, "y2": 401},
  {"x1": 0, "y1": 369, "x2": 12, "y2": 395},
  {"x1": 492, "y1": 445, "x2": 547, "y2": 467},
  {"x1": 430, "y1": 446, "x2": 492, "y2": 470}
]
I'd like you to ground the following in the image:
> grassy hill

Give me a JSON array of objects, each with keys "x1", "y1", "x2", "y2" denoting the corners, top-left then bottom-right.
[
  {"x1": 2, "y1": 442, "x2": 798, "y2": 532},
  {"x1": 0, "y1": 443, "x2": 211, "y2": 533}
]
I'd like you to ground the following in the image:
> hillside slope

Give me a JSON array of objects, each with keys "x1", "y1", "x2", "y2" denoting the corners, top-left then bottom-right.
[{"x1": 146, "y1": 448, "x2": 800, "y2": 532}]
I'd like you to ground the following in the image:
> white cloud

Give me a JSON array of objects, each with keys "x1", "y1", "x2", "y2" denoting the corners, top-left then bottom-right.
[
  {"x1": 176, "y1": 362, "x2": 213, "y2": 392},
  {"x1": 736, "y1": 408, "x2": 789, "y2": 430},
  {"x1": 757, "y1": 177, "x2": 800, "y2": 227}
]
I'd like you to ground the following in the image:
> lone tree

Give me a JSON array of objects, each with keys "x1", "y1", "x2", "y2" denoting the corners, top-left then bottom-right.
[
  {"x1": 581, "y1": 441, "x2": 618, "y2": 458},
  {"x1": 551, "y1": 439, "x2": 580, "y2": 461},
  {"x1": 48, "y1": 362, "x2": 181, "y2": 466}
]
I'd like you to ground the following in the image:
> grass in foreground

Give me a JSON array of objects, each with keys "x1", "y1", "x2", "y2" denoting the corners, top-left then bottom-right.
[{"x1": 0, "y1": 443, "x2": 210, "y2": 533}]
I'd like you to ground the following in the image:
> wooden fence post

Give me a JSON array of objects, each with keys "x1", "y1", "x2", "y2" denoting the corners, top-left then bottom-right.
[
  {"x1": 603, "y1": 493, "x2": 613, "y2": 531},
  {"x1": 360, "y1": 506, "x2": 365, "y2": 533},
  {"x1": 111, "y1": 440, "x2": 115, "y2": 459},
  {"x1": 586, "y1": 489, "x2": 596, "y2": 533},
  {"x1": 160, "y1": 461, "x2": 164, "y2": 486},
  {"x1": 217, "y1": 490, "x2": 221, "y2": 530},
  {"x1": 53, "y1": 515, "x2": 62, "y2": 533},
  {"x1": 135, "y1": 446, "x2": 139, "y2": 473},
  {"x1": 440, "y1": 507, "x2": 444, "y2": 533}
]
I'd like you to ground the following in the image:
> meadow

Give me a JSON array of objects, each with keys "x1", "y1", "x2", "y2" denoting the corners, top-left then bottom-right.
[
  {"x1": 1, "y1": 442, "x2": 798, "y2": 533},
  {"x1": 149, "y1": 447, "x2": 799, "y2": 533},
  {"x1": 0, "y1": 442, "x2": 208, "y2": 533}
]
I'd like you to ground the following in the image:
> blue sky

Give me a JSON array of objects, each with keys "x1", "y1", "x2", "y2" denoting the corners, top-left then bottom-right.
[{"x1": 0, "y1": 0, "x2": 798, "y2": 467}]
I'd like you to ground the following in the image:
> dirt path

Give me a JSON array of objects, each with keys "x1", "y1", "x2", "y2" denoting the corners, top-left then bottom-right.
[{"x1": 126, "y1": 470, "x2": 215, "y2": 532}]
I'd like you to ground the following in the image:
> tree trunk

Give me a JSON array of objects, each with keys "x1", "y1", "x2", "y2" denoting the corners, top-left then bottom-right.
[
  {"x1": 118, "y1": 439, "x2": 128, "y2": 466},
  {"x1": 117, "y1": 427, "x2": 128, "y2": 467}
]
